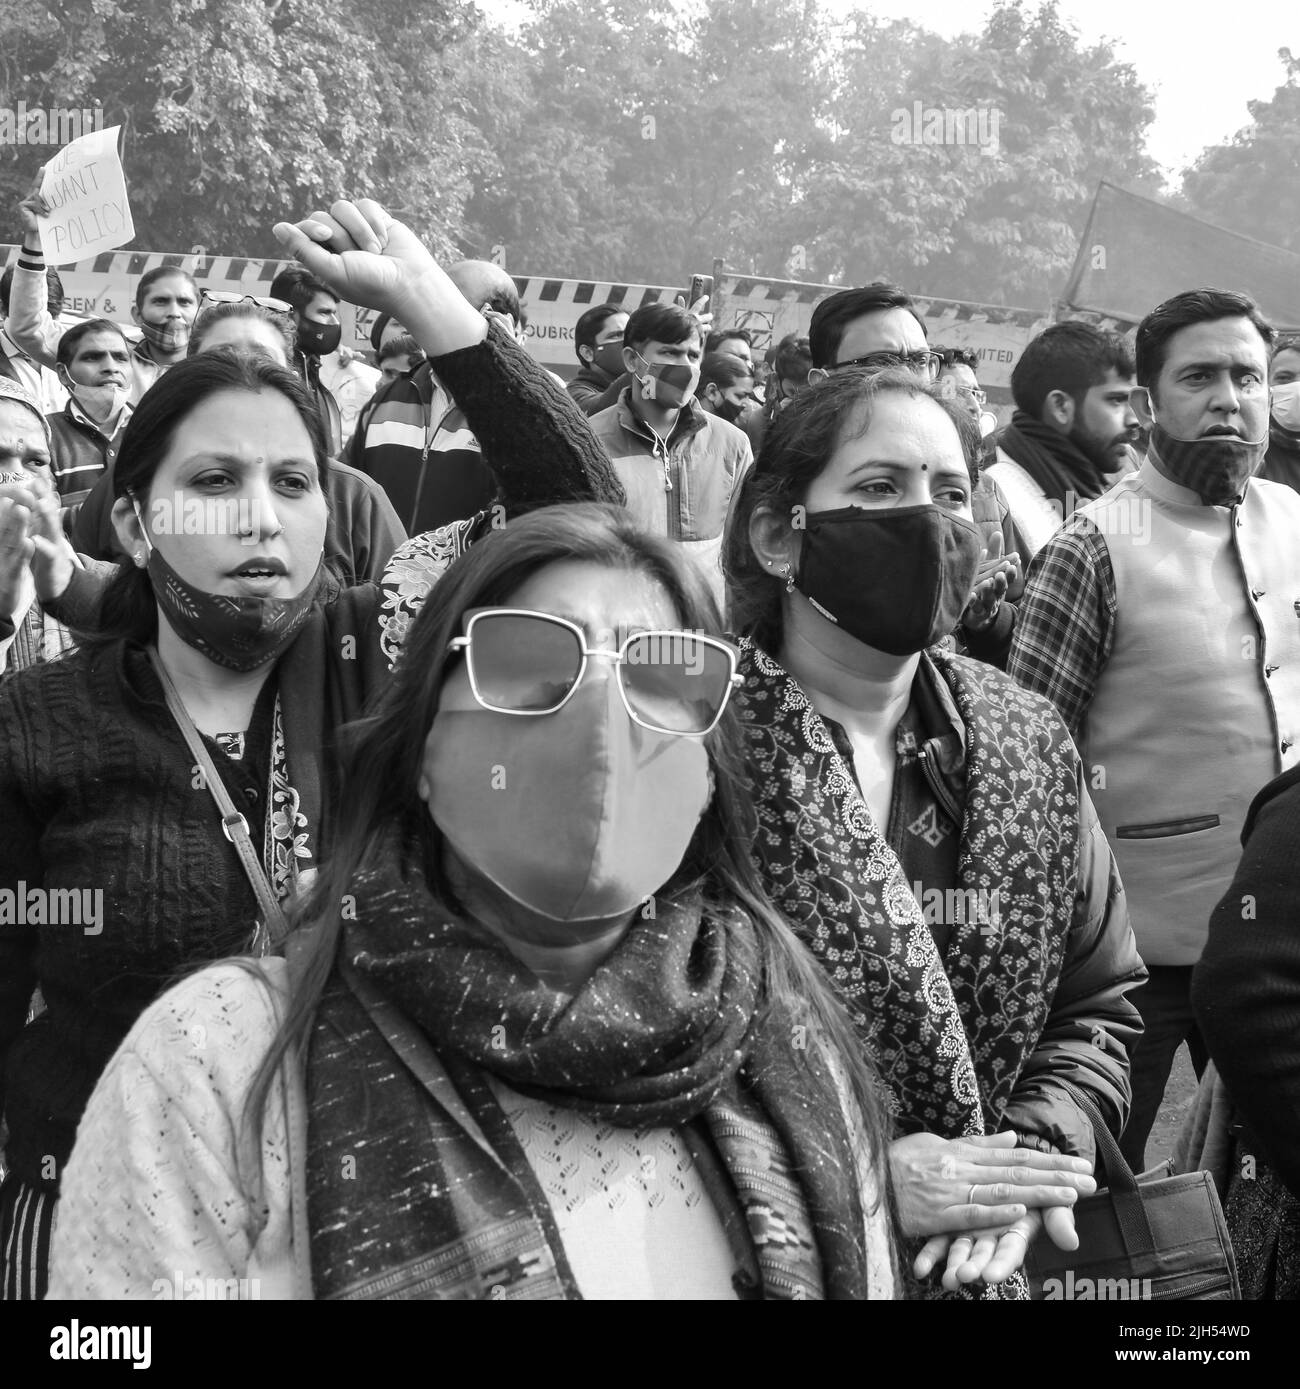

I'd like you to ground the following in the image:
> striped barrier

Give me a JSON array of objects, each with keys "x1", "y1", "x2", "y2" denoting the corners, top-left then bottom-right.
[{"x1": 4, "y1": 244, "x2": 1083, "y2": 420}]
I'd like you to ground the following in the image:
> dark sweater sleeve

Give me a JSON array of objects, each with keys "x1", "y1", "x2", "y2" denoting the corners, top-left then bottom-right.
[
  {"x1": 958, "y1": 602, "x2": 1016, "y2": 670},
  {"x1": 427, "y1": 322, "x2": 626, "y2": 513},
  {"x1": 569, "y1": 371, "x2": 634, "y2": 417},
  {"x1": 39, "y1": 557, "x2": 120, "y2": 632},
  {"x1": 1193, "y1": 773, "x2": 1300, "y2": 1198}
]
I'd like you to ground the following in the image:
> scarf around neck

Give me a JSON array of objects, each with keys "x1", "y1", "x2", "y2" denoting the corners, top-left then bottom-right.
[
  {"x1": 735, "y1": 639, "x2": 1080, "y2": 1138},
  {"x1": 998, "y1": 409, "x2": 1111, "y2": 512},
  {"x1": 301, "y1": 837, "x2": 890, "y2": 1299}
]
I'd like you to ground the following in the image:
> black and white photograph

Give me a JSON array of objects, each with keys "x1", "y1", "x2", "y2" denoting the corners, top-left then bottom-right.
[{"x1": 0, "y1": 0, "x2": 1297, "y2": 1361}]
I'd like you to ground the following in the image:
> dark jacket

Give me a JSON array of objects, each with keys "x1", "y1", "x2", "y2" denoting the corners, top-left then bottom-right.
[
  {"x1": 348, "y1": 359, "x2": 493, "y2": 534},
  {"x1": 299, "y1": 349, "x2": 343, "y2": 457},
  {"x1": 926, "y1": 652, "x2": 1143, "y2": 1157},
  {"x1": 0, "y1": 582, "x2": 388, "y2": 1192},
  {"x1": 45, "y1": 400, "x2": 129, "y2": 512},
  {"x1": 1193, "y1": 764, "x2": 1300, "y2": 1198},
  {"x1": 566, "y1": 363, "x2": 634, "y2": 417}
]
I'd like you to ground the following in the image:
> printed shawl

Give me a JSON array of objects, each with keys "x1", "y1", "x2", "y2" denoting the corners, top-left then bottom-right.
[
  {"x1": 737, "y1": 639, "x2": 1081, "y2": 1138},
  {"x1": 301, "y1": 843, "x2": 892, "y2": 1300}
]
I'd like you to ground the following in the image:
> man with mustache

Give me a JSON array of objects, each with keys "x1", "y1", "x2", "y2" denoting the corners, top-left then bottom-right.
[
  {"x1": 987, "y1": 322, "x2": 1140, "y2": 558},
  {"x1": 1008, "y1": 288, "x2": 1300, "y2": 1170}
]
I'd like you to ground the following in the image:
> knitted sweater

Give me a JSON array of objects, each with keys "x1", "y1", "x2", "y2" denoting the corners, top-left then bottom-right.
[{"x1": 0, "y1": 586, "x2": 388, "y2": 1193}]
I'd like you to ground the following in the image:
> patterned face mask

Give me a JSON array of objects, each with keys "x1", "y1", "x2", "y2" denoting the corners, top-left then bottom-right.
[
  {"x1": 1148, "y1": 424, "x2": 1267, "y2": 506},
  {"x1": 133, "y1": 500, "x2": 321, "y2": 671},
  {"x1": 632, "y1": 351, "x2": 700, "y2": 409}
]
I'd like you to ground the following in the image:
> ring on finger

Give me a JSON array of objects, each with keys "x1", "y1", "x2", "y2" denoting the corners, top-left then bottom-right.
[{"x1": 967, "y1": 1183, "x2": 978, "y2": 1205}]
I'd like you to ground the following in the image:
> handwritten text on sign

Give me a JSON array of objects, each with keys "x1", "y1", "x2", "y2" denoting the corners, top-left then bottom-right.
[{"x1": 38, "y1": 125, "x2": 135, "y2": 265}]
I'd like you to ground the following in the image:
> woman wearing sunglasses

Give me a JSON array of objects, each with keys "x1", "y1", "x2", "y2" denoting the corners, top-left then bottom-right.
[
  {"x1": 724, "y1": 368, "x2": 1146, "y2": 1295},
  {"x1": 0, "y1": 203, "x2": 621, "y2": 1299},
  {"x1": 50, "y1": 503, "x2": 899, "y2": 1300}
]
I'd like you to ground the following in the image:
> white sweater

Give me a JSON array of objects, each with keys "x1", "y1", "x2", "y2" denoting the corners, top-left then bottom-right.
[{"x1": 48, "y1": 960, "x2": 896, "y2": 1300}]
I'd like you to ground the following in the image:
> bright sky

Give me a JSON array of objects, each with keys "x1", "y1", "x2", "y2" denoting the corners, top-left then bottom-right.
[{"x1": 475, "y1": 0, "x2": 1297, "y2": 182}]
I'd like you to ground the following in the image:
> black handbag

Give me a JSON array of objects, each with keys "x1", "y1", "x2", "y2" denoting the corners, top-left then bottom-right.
[{"x1": 1025, "y1": 1081, "x2": 1240, "y2": 1301}]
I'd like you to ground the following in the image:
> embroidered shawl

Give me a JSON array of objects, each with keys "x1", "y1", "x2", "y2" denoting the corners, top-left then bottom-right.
[{"x1": 737, "y1": 639, "x2": 1081, "y2": 1138}]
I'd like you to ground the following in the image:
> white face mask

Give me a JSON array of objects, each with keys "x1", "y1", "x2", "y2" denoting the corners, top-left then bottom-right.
[
  {"x1": 69, "y1": 379, "x2": 131, "y2": 426},
  {"x1": 1272, "y1": 381, "x2": 1300, "y2": 433}
]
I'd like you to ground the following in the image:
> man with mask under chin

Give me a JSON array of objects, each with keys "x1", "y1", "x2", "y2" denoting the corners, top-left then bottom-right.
[
  {"x1": 269, "y1": 268, "x2": 345, "y2": 455},
  {"x1": 1009, "y1": 287, "x2": 1300, "y2": 1172},
  {"x1": 46, "y1": 319, "x2": 133, "y2": 519}
]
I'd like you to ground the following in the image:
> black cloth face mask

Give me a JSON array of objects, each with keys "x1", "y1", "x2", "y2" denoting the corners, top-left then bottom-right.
[
  {"x1": 296, "y1": 319, "x2": 342, "y2": 357},
  {"x1": 794, "y1": 504, "x2": 983, "y2": 656}
]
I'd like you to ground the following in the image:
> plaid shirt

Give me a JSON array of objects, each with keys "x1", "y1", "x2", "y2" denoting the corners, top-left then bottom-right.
[{"x1": 1006, "y1": 516, "x2": 1117, "y2": 741}]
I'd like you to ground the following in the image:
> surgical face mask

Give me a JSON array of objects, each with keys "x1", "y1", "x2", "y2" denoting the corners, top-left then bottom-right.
[
  {"x1": 425, "y1": 675, "x2": 712, "y2": 923},
  {"x1": 1148, "y1": 422, "x2": 1268, "y2": 506},
  {"x1": 632, "y1": 351, "x2": 700, "y2": 410},
  {"x1": 138, "y1": 319, "x2": 190, "y2": 355},
  {"x1": 1271, "y1": 381, "x2": 1300, "y2": 433},
  {"x1": 794, "y1": 504, "x2": 983, "y2": 656},
  {"x1": 65, "y1": 377, "x2": 131, "y2": 425},
  {"x1": 134, "y1": 502, "x2": 321, "y2": 672},
  {"x1": 296, "y1": 319, "x2": 342, "y2": 358}
]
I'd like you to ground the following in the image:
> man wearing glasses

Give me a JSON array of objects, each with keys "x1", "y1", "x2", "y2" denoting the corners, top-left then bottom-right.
[
  {"x1": 804, "y1": 284, "x2": 1025, "y2": 668},
  {"x1": 806, "y1": 283, "x2": 942, "y2": 387}
]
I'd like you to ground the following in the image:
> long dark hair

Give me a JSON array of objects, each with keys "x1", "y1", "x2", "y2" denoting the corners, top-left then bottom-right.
[
  {"x1": 240, "y1": 502, "x2": 896, "y2": 1221},
  {"x1": 725, "y1": 367, "x2": 979, "y2": 654},
  {"x1": 85, "y1": 351, "x2": 330, "y2": 647}
]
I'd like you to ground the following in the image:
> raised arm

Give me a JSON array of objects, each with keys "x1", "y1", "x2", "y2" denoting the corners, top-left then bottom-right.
[
  {"x1": 8, "y1": 175, "x2": 65, "y2": 369},
  {"x1": 273, "y1": 199, "x2": 622, "y2": 517}
]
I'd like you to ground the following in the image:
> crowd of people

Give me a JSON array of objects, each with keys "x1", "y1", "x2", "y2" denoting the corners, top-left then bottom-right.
[{"x1": 1, "y1": 180, "x2": 1298, "y2": 1304}]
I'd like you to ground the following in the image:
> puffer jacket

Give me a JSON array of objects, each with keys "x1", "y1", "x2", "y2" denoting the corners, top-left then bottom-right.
[{"x1": 926, "y1": 650, "x2": 1145, "y2": 1157}]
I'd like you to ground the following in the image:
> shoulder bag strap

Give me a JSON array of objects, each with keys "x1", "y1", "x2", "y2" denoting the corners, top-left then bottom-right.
[
  {"x1": 1054, "y1": 1077, "x2": 1156, "y2": 1257},
  {"x1": 147, "y1": 646, "x2": 290, "y2": 954}
]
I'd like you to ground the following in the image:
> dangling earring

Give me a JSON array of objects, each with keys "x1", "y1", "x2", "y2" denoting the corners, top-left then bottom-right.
[{"x1": 783, "y1": 562, "x2": 796, "y2": 594}]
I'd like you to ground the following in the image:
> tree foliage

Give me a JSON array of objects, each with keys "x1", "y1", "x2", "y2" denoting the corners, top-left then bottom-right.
[
  {"x1": 0, "y1": 0, "x2": 488, "y2": 256},
  {"x1": 1178, "y1": 49, "x2": 1300, "y2": 254},
  {"x1": 463, "y1": 0, "x2": 1160, "y2": 305},
  {"x1": 1, "y1": 0, "x2": 1169, "y2": 307}
]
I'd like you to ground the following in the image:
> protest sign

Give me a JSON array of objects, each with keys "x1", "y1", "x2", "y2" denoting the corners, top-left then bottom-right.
[{"x1": 38, "y1": 125, "x2": 135, "y2": 266}]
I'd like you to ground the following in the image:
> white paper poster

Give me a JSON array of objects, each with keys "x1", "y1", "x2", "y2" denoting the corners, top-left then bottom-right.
[{"x1": 38, "y1": 125, "x2": 135, "y2": 266}]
